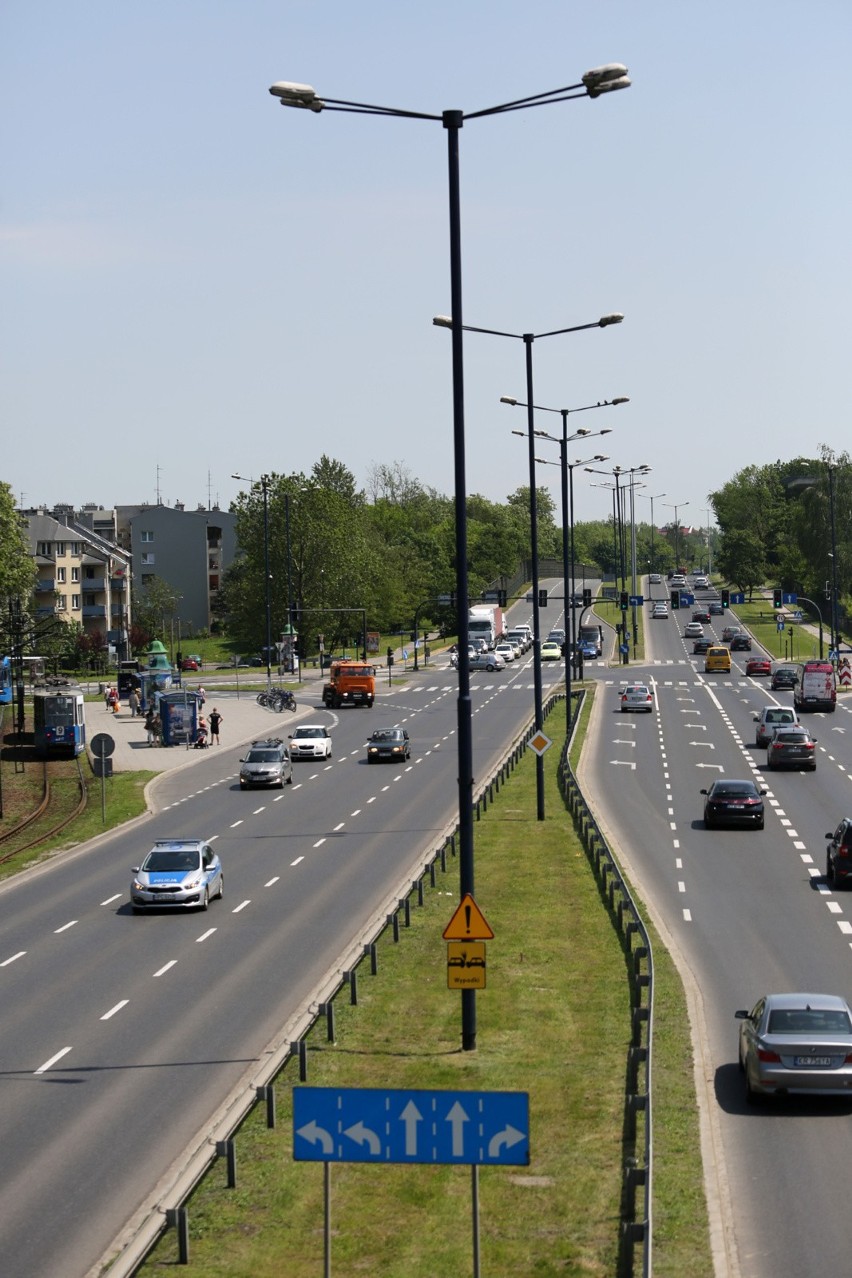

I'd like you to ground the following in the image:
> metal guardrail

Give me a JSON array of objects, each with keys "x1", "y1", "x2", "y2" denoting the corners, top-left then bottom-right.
[{"x1": 557, "y1": 701, "x2": 653, "y2": 1278}]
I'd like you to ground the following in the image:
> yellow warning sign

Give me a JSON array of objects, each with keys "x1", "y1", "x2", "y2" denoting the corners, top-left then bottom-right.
[
  {"x1": 447, "y1": 941, "x2": 487, "y2": 989},
  {"x1": 442, "y1": 893, "x2": 494, "y2": 940}
]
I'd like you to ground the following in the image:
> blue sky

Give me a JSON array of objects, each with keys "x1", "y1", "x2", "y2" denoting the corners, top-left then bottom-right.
[{"x1": 4, "y1": 2, "x2": 850, "y2": 535}]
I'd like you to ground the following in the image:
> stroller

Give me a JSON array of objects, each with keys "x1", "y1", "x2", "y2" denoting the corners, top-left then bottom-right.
[{"x1": 194, "y1": 717, "x2": 209, "y2": 748}]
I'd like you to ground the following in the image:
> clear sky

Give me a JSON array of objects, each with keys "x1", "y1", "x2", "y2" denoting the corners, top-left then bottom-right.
[{"x1": 4, "y1": 2, "x2": 850, "y2": 535}]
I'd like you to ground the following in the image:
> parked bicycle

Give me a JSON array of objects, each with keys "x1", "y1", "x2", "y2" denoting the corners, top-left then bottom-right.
[{"x1": 257, "y1": 687, "x2": 297, "y2": 713}]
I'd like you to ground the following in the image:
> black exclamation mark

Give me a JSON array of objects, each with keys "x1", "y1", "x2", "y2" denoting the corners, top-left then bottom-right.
[{"x1": 465, "y1": 903, "x2": 471, "y2": 934}]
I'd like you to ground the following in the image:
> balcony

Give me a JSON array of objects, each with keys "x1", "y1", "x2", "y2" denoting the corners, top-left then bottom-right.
[
  {"x1": 81, "y1": 577, "x2": 107, "y2": 592},
  {"x1": 35, "y1": 605, "x2": 57, "y2": 617},
  {"x1": 82, "y1": 605, "x2": 107, "y2": 619}
]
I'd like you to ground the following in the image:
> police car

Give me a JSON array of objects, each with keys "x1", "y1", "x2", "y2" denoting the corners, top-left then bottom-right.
[{"x1": 130, "y1": 840, "x2": 224, "y2": 913}]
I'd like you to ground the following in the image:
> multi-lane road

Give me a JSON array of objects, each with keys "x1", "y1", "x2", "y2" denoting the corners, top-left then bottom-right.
[
  {"x1": 0, "y1": 594, "x2": 579, "y2": 1278},
  {"x1": 582, "y1": 587, "x2": 852, "y2": 1278}
]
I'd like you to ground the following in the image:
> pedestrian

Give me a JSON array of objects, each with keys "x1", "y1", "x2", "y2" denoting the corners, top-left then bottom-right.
[
  {"x1": 144, "y1": 707, "x2": 157, "y2": 746},
  {"x1": 208, "y1": 707, "x2": 222, "y2": 744},
  {"x1": 107, "y1": 686, "x2": 119, "y2": 714},
  {"x1": 152, "y1": 712, "x2": 162, "y2": 747},
  {"x1": 128, "y1": 687, "x2": 139, "y2": 718},
  {"x1": 198, "y1": 686, "x2": 206, "y2": 706}
]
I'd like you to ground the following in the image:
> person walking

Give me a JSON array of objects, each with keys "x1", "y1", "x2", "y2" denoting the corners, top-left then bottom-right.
[
  {"x1": 128, "y1": 687, "x2": 139, "y2": 718},
  {"x1": 144, "y1": 707, "x2": 156, "y2": 746},
  {"x1": 208, "y1": 707, "x2": 222, "y2": 744}
]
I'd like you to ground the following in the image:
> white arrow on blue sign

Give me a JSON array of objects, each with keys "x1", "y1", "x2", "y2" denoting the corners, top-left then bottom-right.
[{"x1": 293, "y1": 1086, "x2": 529, "y2": 1165}]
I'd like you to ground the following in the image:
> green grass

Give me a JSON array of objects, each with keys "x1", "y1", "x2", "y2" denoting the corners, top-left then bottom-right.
[
  {"x1": 136, "y1": 695, "x2": 711, "y2": 1278},
  {"x1": 726, "y1": 596, "x2": 823, "y2": 663}
]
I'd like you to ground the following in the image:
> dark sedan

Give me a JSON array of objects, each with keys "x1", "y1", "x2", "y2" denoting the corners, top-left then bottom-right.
[
  {"x1": 730, "y1": 634, "x2": 753, "y2": 652},
  {"x1": 693, "y1": 637, "x2": 712, "y2": 654},
  {"x1": 771, "y1": 665, "x2": 798, "y2": 690},
  {"x1": 692, "y1": 609, "x2": 711, "y2": 623},
  {"x1": 766, "y1": 727, "x2": 817, "y2": 771},
  {"x1": 701, "y1": 779, "x2": 766, "y2": 830},
  {"x1": 826, "y1": 819, "x2": 852, "y2": 888},
  {"x1": 366, "y1": 728, "x2": 411, "y2": 763}
]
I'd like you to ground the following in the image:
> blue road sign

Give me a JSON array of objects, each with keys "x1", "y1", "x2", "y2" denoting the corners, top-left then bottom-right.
[
  {"x1": 783, "y1": 591, "x2": 799, "y2": 605},
  {"x1": 293, "y1": 1087, "x2": 529, "y2": 1166},
  {"x1": 680, "y1": 592, "x2": 694, "y2": 606},
  {"x1": 730, "y1": 592, "x2": 745, "y2": 605},
  {"x1": 628, "y1": 594, "x2": 644, "y2": 605}
]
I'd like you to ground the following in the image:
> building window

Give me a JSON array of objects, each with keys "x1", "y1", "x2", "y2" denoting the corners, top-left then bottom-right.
[
  {"x1": 38, "y1": 541, "x2": 51, "y2": 556},
  {"x1": 71, "y1": 567, "x2": 79, "y2": 582},
  {"x1": 71, "y1": 542, "x2": 81, "y2": 556},
  {"x1": 84, "y1": 593, "x2": 96, "y2": 607},
  {"x1": 57, "y1": 567, "x2": 66, "y2": 583},
  {"x1": 56, "y1": 542, "x2": 66, "y2": 556},
  {"x1": 71, "y1": 594, "x2": 80, "y2": 609},
  {"x1": 84, "y1": 567, "x2": 96, "y2": 580},
  {"x1": 57, "y1": 594, "x2": 67, "y2": 610},
  {"x1": 140, "y1": 530, "x2": 154, "y2": 542},
  {"x1": 141, "y1": 553, "x2": 155, "y2": 566}
]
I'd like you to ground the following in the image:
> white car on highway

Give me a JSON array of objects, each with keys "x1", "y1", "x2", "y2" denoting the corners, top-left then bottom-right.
[{"x1": 288, "y1": 724, "x2": 333, "y2": 760}]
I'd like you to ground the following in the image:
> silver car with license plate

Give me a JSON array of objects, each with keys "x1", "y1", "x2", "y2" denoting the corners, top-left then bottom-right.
[
  {"x1": 736, "y1": 992, "x2": 852, "y2": 1102},
  {"x1": 130, "y1": 840, "x2": 223, "y2": 913},
  {"x1": 619, "y1": 683, "x2": 654, "y2": 713}
]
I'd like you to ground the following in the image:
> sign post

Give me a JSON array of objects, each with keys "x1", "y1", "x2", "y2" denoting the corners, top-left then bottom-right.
[{"x1": 89, "y1": 732, "x2": 115, "y2": 822}]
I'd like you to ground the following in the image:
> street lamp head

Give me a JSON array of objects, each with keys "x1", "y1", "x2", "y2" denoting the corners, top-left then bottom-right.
[
  {"x1": 575, "y1": 428, "x2": 590, "y2": 436},
  {"x1": 594, "y1": 454, "x2": 609, "y2": 461},
  {"x1": 599, "y1": 313, "x2": 624, "y2": 327},
  {"x1": 611, "y1": 396, "x2": 630, "y2": 405},
  {"x1": 599, "y1": 429, "x2": 613, "y2": 436},
  {"x1": 582, "y1": 65, "x2": 631, "y2": 98},
  {"x1": 269, "y1": 81, "x2": 324, "y2": 111},
  {"x1": 433, "y1": 315, "x2": 453, "y2": 329},
  {"x1": 500, "y1": 395, "x2": 519, "y2": 405}
]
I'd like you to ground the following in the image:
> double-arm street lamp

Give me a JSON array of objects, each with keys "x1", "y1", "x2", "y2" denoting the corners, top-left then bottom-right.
[
  {"x1": 232, "y1": 472, "x2": 273, "y2": 684},
  {"x1": 663, "y1": 500, "x2": 690, "y2": 573},
  {"x1": 501, "y1": 394, "x2": 628, "y2": 723},
  {"x1": 636, "y1": 491, "x2": 666, "y2": 577},
  {"x1": 434, "y1": 314, "x2": 624, "y2": 821},
  {"x1": 585, "y1": 464, "x2": 651, "y2": 658},
  {"x1": 270, "y1": 66, "x2": 630, "y2": 1051}
]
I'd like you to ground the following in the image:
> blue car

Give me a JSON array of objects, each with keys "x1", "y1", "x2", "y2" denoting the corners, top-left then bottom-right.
[
  {"x1": 579, "y1": 640, "x2": 599, "y2": 659},
  {"x1": 130, "y1": 839, "x2": 224, "y2": 913}
]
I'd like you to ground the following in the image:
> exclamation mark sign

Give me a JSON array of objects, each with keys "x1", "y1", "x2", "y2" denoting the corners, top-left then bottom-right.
[{"x1": 465, "y1": 903, "x2": 471, "y2": 934}]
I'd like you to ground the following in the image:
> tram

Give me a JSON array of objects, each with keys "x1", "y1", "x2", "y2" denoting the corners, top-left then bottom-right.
[
  {"x1": 33, "y1": 685, "x2": 86, "y2": 758},
  {"x1": 0, "y1": 656, "x2": 11, "y2": 705}
]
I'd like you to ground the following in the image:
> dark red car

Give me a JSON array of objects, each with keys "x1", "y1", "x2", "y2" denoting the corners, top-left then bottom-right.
[{"x1": 745, "y1": 656, "x2": 771, "y2": 677}]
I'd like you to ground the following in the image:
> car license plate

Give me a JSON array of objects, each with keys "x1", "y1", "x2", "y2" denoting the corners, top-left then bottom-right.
[{"x1": 794, "y1": 1056, "x2": 831, "y2": 1067}]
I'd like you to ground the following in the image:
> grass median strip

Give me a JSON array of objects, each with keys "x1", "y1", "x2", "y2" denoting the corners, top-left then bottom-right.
[{"x1": 136, "y1": 709, "x2": 711, "y2": 1277}]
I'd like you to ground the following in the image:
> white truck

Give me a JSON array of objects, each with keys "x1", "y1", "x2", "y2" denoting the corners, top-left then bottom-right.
[{"x1": 467, "y1": 604, "x2": 503, "y2": 650}]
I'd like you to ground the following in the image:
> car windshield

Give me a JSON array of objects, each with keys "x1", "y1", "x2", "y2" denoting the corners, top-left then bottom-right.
[
  {"x1": 766, "y1": 710, "x2": 792, "y2": 723},
  {"x1": 295, "y1": 728, "x2": 325, "y2": 738},
  {"x1": 767, "y1": 1008, "x2": 852, "y2": 1034},
  {"x1": 143, "y1": 849, "x2": 201, "y2": 872},
  {"x1": 776, "y1": 733, "x2": 808, "y2": 743},
  {"x1": 372, "y1": 730, "x2": 399, "y2": 741},
  {"x1": 247, "y1": 750, "x2": 279, "y2": 762},
  {"x1": 714, "y1": 783, "x2": 757, "y2": 797}
]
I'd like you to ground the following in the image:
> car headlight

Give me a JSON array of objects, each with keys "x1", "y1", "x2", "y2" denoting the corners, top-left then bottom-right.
[
  {"x1": 132, "y1": 879, "x2": 146, "y2": 891},
  {"x1": 184, "y1": 877, "x2": 202, "y2": 890}
]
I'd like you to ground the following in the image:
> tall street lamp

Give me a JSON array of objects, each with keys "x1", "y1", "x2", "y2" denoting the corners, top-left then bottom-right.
[
  {"x1": 663, "y1": 500, "x2": 690, "y2": 573},
  {"x1": 585, "y1": 464, "x2": 650, "y2": 661},
  {"x1": 501, "y1": 394, "x2": 628, "y2": 725},
  {"x1": 232, "y1": 472, "x2": 273, "y2": 685},
  {"x1": 270, "y1": 65, "x2": 630, "y2": 1051},
  {"x1": 533, "y1": 449, "x2": 610, "y2": 728},
  {"x1": 435, "y1": 314, "x2": 624, "y2": 821},
  {"x1": 636, "y1": 491, "x2": 665, "y2": 577}
]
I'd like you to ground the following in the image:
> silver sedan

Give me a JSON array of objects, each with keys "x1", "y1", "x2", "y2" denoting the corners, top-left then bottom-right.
[{"x1": 736, "y1": 992, "x2": 852, "y2": 1103}]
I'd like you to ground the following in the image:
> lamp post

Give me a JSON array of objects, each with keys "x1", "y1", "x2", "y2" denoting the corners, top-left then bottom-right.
[
  {"x1": 663, "y1": 500, "x2": 690, "y2": 575},
  {"x1": 637, "y1": 491, "x2": 665, "y2": 578},
  {"x1": 532, "y1": 450, "x2": 611, "y2": 728},
  {"x1": 586, "y1": 464, "x2": 650, "y2": 660},
  {"x1": 435, "y1": 315, "x2": 624, "y2": 821},
  {"x1": 500, "y1": 394, "x2": 628, "y2": 723},
  {"x1": 232, "y1": 472, "x2": 273, "y2": 685},
  {"x1": 270, "y1": 66, "x2": 630, "y2": 1051},
  {"x1": 828, "y1": 463, "x2": 840, "y2": 657}
]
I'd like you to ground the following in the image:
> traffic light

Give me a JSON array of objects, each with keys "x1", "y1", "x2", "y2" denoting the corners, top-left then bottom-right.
[
  {"x1": 583, "y1": 587, "x2": 592, "y2": 607},
  {"x1": 538, "y1": 589, "x2": 548, "y2": 608},
  {"x1": 497, "y1": 589, "x2": 507, "y2": 608},
  {"x1": 670, "y1": 590, "x2": 680, "y2": 610},
  {"x1": 772, "y1": 587, "x2": 783, "y2": 609},
  {"x1": 620, "y1": 590, "x2": 629, "y2": 611},
  {"x1": 720, "y1": 589, "x2": 729, "y2": 609}
]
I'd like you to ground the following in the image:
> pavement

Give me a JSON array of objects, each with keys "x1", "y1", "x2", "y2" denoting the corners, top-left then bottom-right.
[{"x1": 90, "y1": 661, "x2": 425, "y2": 775}]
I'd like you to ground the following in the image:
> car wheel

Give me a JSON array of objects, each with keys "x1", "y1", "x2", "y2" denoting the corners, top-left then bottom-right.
[
  {"x1": 745, "y1": 1068, "x2": 766, "y2": 1106},
  {"x1": 200, "y1": 887, "x2": 210, "y2": 912},
  {"x1": 240, "y1": 782, "x2": 246, "y2": 790},
  {"x1": 218, "y1": 875, "x2": 224, "y2": 901},
  {"x1": 131, "y1": 906, "x2": 142, "y2": 915},
  {"x1": 287, "y1": 773, "x2": 293, "y2": 784},
  {"x1": 705, "y1": 816, "x2": 714, "y2": 830},
  {"x1": 755, "y1": 819, "x2": 764, "y2": 831}
]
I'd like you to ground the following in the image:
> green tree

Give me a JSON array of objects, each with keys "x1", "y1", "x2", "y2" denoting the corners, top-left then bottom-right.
[
  {"x1": 0, "y1": 480, "x2": 37, "y2": 607},
  {"x1": 715, "y1": 529, "x2": 767, "y2": 599}
]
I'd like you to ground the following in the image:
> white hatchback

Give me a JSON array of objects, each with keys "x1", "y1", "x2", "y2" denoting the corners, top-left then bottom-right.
[{"x1": 288, "y1": 724, "x2": 333, "y2": 760}]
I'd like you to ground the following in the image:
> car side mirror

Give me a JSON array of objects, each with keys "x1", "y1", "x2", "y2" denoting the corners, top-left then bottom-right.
[
  {"x1": 825, "y1": 832, "x2": 834, "y2": 839},
  {"x1": 700, "y1": 788, "x2": 708, "y2": 795},
  {"x1": 131, "y1": 866, "x2": 139, "y2": 874},
  {"x1": 752, "y1": 715, "x2": 758, "y2": 722},
  {"x1": 759, "y1": 789, "x2": 768, "y2": 796},
  {"x1": 734, "y1": 1009, "x2": 750, "y2": 1021}
]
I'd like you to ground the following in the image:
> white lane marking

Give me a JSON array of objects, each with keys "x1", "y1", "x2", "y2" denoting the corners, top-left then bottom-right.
[
  {"x1": 101, "y1": 1000, "x2": 128, "y2": 1021},
  {"x1": 153, "y1": 960, "x2": 177, "y2": 977},
  {"x1": 838, "y1": 921, "x2": 852, "y2": 935},
  {"x1": 800, "y1": 853, "x2": 814, "y2": 864},
  {"x1": 677, "y1": 881, "x2": 686, "y2": 893},
  {"x1": 291, "y1": 857, "x2": 304, "y2": 866},
  {"x1": 54, "y1": 921, "x2": 77, "y2": 934},
  {"x1": 274, "y1": 794, "x2": 285, "y2": 801},
  {"x1": 683, "y1": 909, "x2": 692, "y2": 922},
  {"x1": 232, "y1": 900, "x2": 251, "y2": 913},
  {"x1": 100, "y1": 893, "x2": 122, "y2": 906},
  {"x1": 333, "y1": 823, "x2": 345, "y2": 832},
  {"x1": 253, "y1": 807, "x2": 266, "y2": 815},
  {"x1": 367, "y1": 796, "x2": 376, "y2": 804},
  {"x1": 265, "y1": 876, "x2": 280, "y2": 887},
  {"x1": 351, "y1": 809, "x2": 362, "y2": 817},
  {"x1": 34, "y1": 1046, "x2": 72, "y2": 1075},
  {"x1": 196, "y1": 928, "x2": 217, "y2": 943},
  {"x1": 208, "y1": 834, "x2": 219, "y2": 842},
  {"x1": 313, "y1": 838, "x2": 326, "y2": 848},
  {"x1": 827, "y1": 901, "x2": 843, "y2": 915},
  {"x1": 1, "y1": 951, "x2": 26, "y2": 967},
  {"x1": 230, "y1": 820, "x2": 244, "y2": 828},
  {"x1": 675, "y1": 858, "x2": 683, "y2": 869}
]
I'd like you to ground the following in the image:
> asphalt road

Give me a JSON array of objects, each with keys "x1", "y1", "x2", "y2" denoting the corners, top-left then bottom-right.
[
  {"x1": 582, "y1": 587, "x2": 852, "y2": 1278},
  {"x1": 0, "y1": 593, "x2": 588, "y2": 1278}
]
